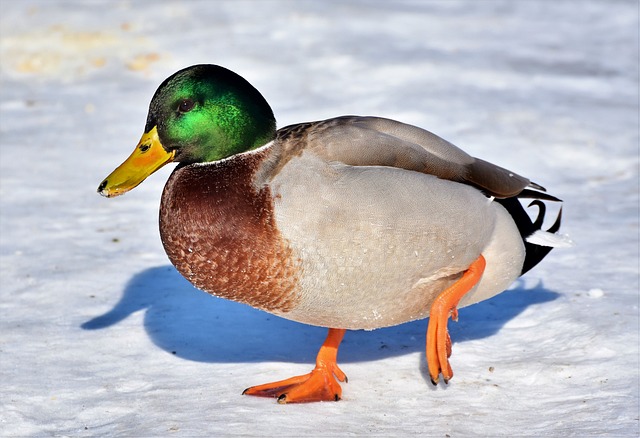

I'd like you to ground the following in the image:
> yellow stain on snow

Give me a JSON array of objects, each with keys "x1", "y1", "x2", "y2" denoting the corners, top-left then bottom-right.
[{"x1": 1, "y1": 24, "x2": 165, "y2": 78}]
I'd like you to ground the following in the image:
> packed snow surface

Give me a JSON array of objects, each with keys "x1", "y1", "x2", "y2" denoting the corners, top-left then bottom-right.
[{"x1": 1, "y1": 1, "x2": 638, "y2": 436}]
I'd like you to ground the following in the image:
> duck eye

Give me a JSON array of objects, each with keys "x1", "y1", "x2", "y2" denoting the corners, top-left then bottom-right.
[{"x1": 178, "y1": 99, "x2": 195, "y2": 113}]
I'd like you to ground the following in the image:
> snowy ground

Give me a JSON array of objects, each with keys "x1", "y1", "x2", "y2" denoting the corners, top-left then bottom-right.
[{"x1": 1, "y1": 1, "x2": 638, "y2": 436}]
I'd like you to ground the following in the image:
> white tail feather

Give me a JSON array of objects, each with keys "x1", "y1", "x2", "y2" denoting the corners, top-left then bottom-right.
[{"x1": 526, "y1": 230, "x2": 573, "y2": 248}]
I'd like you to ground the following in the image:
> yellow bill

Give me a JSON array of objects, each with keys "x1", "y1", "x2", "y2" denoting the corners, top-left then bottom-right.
[{"x1": 97, "y1": 126, "x2": 175, "y2": 198}]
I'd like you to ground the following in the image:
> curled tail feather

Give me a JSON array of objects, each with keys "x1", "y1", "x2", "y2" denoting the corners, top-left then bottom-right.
[{"x1": 496, "y1": 188, "x2": 563, "y2": 275}]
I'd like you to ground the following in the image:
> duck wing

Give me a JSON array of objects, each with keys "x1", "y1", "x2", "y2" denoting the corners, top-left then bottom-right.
[{"x1": 279, "y1": 116, "x2": 533, "y2": 198}]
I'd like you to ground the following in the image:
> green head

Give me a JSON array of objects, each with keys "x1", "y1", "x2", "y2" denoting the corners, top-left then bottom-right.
[
  {"x1": 148, "y1": 64, "x2": 276, "y2": 162},
  {"x1": 98, "y1": 64, "x2": 276, "y2": 197}
]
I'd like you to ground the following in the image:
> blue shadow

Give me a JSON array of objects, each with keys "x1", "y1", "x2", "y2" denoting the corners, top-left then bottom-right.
[{"x1": 82, "y1": 265, "x2": 559, "y2": 364}]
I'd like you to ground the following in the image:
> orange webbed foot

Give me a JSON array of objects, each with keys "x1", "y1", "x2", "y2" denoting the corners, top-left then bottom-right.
[
  {"x1": 243, "y1": 328, "x2": 347, "y2": 404},
  {"x1": 426, "y1": 255, "x2": 486, "y2": 385},
  {"x1": 243, "y1": 360, "x2": 347, "y2": 403}
]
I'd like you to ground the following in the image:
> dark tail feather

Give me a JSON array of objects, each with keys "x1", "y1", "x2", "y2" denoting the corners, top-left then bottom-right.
[{"x1": 496, "y1": 191, "x2": 563, "y2": 275}]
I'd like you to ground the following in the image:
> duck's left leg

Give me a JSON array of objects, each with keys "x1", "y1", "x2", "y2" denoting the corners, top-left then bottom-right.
[
  {"x1": 243, "y1": 328, "x2": 347, "y2": 403},
  {"x1": 427, "y1": 254, "x2": 486, "y2": 384}
]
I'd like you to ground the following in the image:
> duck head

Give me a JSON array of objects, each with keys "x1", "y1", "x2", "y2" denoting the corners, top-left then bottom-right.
[{"x1": 98, "y1": 64, "x2": 276, "y2": 197}]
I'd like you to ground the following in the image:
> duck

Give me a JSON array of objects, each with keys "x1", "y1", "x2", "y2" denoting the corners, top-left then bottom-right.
[{"x1": 98, "y1": 64, "x2": 564, "y2": 404}]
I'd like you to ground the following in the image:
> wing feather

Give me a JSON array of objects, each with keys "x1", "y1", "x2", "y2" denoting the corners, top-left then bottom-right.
[{"x1": 276, "y1": 116, "x2": 532, "y2": 198}]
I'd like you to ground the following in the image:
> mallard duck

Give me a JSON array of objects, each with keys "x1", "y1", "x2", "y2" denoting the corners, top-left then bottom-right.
[{"x1": 98, "y1": 64, "x2": 563, "y2": 404}]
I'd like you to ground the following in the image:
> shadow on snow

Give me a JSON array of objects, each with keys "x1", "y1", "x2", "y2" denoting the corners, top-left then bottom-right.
[{"x1": 82, "y1": 265, "x2": 559, "y2": 364}]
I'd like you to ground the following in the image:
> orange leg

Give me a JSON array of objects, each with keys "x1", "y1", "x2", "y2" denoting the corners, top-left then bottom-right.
[
  {"x1": 243, "y1": 328, "x2": 347, "y2": 404},
  {"x1": 427, "y1": 254, "x2": 486, "y2": 385}
]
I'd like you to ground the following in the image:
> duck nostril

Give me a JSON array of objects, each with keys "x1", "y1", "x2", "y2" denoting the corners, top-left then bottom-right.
[{"x1": 97, "y1": 179, "x2": 108, "y2": 193}]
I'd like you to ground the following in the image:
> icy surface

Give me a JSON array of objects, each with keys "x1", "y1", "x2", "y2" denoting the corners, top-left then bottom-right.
[{"x1": 1, "y1": 1, "x2": 638, "y2": 436}]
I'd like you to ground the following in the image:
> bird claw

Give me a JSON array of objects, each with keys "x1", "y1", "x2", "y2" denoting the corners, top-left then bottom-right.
[
  {"x1": 243, "y1": 328, "x2": 347, "y2": 403},
  {"x1": 243, "y1": 362, "x2": 347, "y2": 403},
  {"x1": 426, "y1": 255, "x2": 486, "y2": 385}
]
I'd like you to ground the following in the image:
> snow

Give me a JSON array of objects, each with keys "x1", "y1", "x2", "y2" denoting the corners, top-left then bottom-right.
[{"x1": 1, "y1": 0, "x2": 638, "y2": 436}]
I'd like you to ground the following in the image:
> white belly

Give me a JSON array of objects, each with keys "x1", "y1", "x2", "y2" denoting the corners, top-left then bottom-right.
[{"x1": 268, "y1": 152, "x2": 524, "y2": 329}]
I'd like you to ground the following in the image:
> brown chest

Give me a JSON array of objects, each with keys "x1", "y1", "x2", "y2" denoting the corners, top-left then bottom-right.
[{"x1": 158, "y1": 153, "x2": 301, "y2": 313}]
